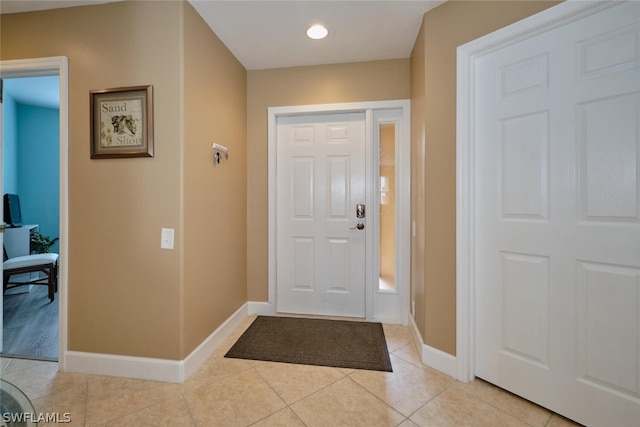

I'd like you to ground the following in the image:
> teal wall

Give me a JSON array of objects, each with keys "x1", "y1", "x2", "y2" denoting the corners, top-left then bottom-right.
[
  {"x1": 3, "y1": 93, "x2": 18, "y2": 194},
  {"x1": 16, "y1": 103, "x2": 60, "y2": 252}
]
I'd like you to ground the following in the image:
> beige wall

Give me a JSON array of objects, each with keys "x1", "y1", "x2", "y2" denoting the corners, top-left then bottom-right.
[
  {"x1": 182, "y1": 4, "x2": 247, "y2": 357},
  {"x1": 1, "y1": 0, "x2": 563, "y2": 363},
  {"x1": 1, "y1": 0, "x2": 248, "y2": 360},
  {"x1": 246, "y1": 60, "x2": 410, "y2": 301},
  {"x1": 411, "y1": 0, "x2": 561, "y2": 355}
]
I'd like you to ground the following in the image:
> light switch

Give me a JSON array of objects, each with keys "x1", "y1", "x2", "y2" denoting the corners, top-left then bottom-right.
[{"x1": 161, "y1": 228, "x2": 174, "y2": 250}]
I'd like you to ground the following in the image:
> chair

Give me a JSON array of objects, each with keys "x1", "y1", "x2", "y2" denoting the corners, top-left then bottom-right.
[{"x1": 3, "y1": 245, "x2": 58, "y2": 302}]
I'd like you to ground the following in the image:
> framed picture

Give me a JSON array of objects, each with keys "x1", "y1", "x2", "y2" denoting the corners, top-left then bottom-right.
[{"x1": 90, "y1": 85, "x2": 153, "y2": 159}]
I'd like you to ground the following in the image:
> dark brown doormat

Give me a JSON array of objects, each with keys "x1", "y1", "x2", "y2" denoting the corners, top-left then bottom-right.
[{"x1": 225, "y1": 316, "x2": 393, "y2": 372}]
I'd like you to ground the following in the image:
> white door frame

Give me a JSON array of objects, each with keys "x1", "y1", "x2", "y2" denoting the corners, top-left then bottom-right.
[
  {"x1": 268, "y1": 100, "x2": 411, "y2": 323},
  {"x1": 0, "y1": 56, "x2": 69, "y2": 369},
  {"x1": 456, "y1": 0, "x2": 620, "y2": 382}
]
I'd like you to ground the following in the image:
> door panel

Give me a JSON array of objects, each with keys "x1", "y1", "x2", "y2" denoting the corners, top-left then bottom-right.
[
  {"x1": 475, "y1": 2, "x2": 640, "y2": 425},
  {"x1": 277, "y1": 112, "x2": 366, "y2": 317},
  {"x1": 578, "y1": 93, "x2": 639, "y2": 222}
]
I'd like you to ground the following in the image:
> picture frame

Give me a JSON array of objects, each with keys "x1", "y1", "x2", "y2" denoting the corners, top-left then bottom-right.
[{"x1": 90, "y1": 85, "x2": 153, "y2": 159}]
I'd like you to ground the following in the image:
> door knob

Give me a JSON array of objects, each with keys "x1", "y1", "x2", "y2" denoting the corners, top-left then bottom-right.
[{"x1": 350, "y1": 223, "x2": 365, "y2": 230}]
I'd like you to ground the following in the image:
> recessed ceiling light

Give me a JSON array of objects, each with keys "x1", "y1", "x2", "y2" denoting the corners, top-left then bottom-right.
[{"x1": 306, "y1": 24, "x2": 328, "y2": 40}]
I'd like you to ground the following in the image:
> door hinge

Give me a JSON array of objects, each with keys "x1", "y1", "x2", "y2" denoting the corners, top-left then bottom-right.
[{"x1": 0, "y1": 224, "x2": 5, "y2": 233}]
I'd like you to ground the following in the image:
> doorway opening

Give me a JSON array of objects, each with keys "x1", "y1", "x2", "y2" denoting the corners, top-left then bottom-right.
[
  {"x1": 2, "y1": 75, "x2": 60, "y2": 360},
  {"x1": 0, "y1": 56, "x2": 69, "y2": 368},
  {"x1": 268, "y1": 101, "x2": 410, "y2": 324}
]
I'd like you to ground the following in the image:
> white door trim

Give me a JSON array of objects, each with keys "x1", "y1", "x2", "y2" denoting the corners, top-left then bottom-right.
[
  {"x1": 268, "y1": 100, "x2": 410, "y2": 323},
  {"x1": 456, "y1": 0, "x2": 620, "y2": 383},
  {"x1": 0, "y1": 56, "x2": 69, "y2": 369}
]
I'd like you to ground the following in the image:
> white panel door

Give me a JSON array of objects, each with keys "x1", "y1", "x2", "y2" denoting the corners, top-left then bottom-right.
[
  {"x1": 277, "y1": 112, "x2": 366, "y2": 317},
  {"x1": 475, "y1": 2, "x2": 640, "y2": 425}
]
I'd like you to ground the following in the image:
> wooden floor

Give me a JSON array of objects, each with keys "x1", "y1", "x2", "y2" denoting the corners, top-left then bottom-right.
[{"x1": 2, "y1": 285, "x2": 58, "y2": 361}]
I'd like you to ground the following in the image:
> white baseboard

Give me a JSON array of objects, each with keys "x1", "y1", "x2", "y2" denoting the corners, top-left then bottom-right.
[
  {"x1": 409, "y1": 315, "x2": 458, "y2": 379},
  {"x1": 63, "y1": 304, "x2": 436, "y2": 383},
  {"x1": 63, "y1": 302, "x2": 250, "y2": 383},
  {"x1": 248, "y1": 301, "x2": 275, "y2": 316},
  {"x1": 64, "y1": 351, "x2": 183, "y2": 383},
  {"x1": 182, "y1": 303, "x2": 249, "y2": 380}
]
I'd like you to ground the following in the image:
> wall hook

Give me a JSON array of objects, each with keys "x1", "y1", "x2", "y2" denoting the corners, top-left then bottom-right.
[{"x1": 212, "y1": 142, "x2": 229, "y2": 165}]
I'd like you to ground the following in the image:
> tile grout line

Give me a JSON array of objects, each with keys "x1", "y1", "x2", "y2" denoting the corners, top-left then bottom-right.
[
  {"x1": 343, "y1": 374, "x2": 408, "y2": 420},
  {"x1": 252, "y1": 361, "x2": 348, "y2": 420},
  {"x1": 402, "y1": 380, "x2": 453, "y2": 424},
  {"x1": 83, "y1": 374, "x2": 183, "y2": 427},
  {"x1": 177, "y1": 392, "x2": 198, "y2": 427},
  {"x1": 81, "y1": 373, "x2": 89, "y2": 427},
  {"x1": 454, "y1": 381, "x2": 553, "y2": 427}
]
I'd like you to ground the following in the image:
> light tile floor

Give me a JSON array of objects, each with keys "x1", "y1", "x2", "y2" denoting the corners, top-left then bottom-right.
[{"x1": 0, "y1": 316, "x2": 582, "y2": 426}]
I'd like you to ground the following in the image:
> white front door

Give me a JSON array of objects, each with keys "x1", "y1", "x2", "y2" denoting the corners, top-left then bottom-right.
[
  {"x1": 276, "y1": 112, "x2": 366, "y2": 317},
  {"x1": 474, "y1": 2, "x2": 640, "y2": 425}
]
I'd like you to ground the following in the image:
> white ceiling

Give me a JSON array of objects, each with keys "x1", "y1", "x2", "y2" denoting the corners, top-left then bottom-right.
[
  {"x1": 189, "y1": 0, "x2": 445, "y2": 70},
  {"x1": 1, "y1": 0, "x2": 445, "y2": 105},
  {"x1": 0, "y1": 0, "x2": 118, "y2": 14}
]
